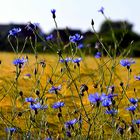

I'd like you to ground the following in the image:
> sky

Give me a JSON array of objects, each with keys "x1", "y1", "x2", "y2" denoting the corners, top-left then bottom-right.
[{"x1": 1, "y1": 0, "x2": 140, "y2": 34}]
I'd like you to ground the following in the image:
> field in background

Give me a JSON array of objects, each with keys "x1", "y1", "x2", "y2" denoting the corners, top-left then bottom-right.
[{"x1": 0, "y1": 52, "x2": 140, "y2": 138}]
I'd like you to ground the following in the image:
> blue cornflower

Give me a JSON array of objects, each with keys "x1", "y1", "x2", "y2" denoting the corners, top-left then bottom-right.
[
  {"x1": 46, "y1": 34, "x2": 53, "y2": 41},
  {"x1": 134, "y1": 75, "x2": 140, "y2": 80},
  {"x1": 6, "y1": 127, "x2": 16, "y2": 134},
  {"x1": 65, "y1": 119, "x2": 78, "y2": 129},
  {"x1": 107, "y1": 93, "x2": 118, "y2": 99},
  {"x1": 69, "y1": 33, "x2": 83, "y2": 43},
  {"x1": 77, "y1": 43, "x2": 84, "y2": 49},
  {"x1": 66, "y1": 131, "x2": 71, "y2": 137},
  {"x1": 98, "y1": 6, "x2": 104, "y2": 14},
  {"x1": 105, "y1": 109, "x2": 117, "y2": 115},
  {"x1": 129, "y1": 98, "x2": 138, "y2": 105},
  {"x1": 25, "y1": 97, "x2": 36, "y2": 103},
  {"x1": 9, "y1": 28, "x2": 21, "y2": 36},
  {"x1": 13, "y1": 58, "x2": 27, "y2": 66},
  {"x1": 132, "y1": 119, "x2": 140, "y2": 125},
  {"x1": 59, "y1": 57, "x2": 72, "y2": 63},
  {"x1": 52, "y1": 101, "x2": 65, "y2": 109},
  {"x1": 51, "y1": 9, "x2": 56, "y2": 19},
  {"x1": 88, "y1": 93, "x2": 105, "y2": 104},
  {"x1": 102, "y1": 99, "x2": 112, "y2": 107},
  {"x1": 72, "y1": 58, "x2": 82, "y2": 63},
  {"x1": 126, "y1": 105, "x2": 137, "y2": 111},
  {"x1": 120, "y1": 59, "x2": 135, "y2": 67},
  {"x1": 25, "y1": 22, "x2": 39, "y2": 31},
  {"x1": 48, "y1": 85, "x2": 62, "y2": 93},
  {"x1": 30, "y1": 102, "x2": 48, "y2": 110},
  {"x1": 95, "y1": 52, "x2": 102, "y2": 58}
]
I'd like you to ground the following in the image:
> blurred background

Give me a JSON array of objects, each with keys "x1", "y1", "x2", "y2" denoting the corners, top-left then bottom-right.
[{"x1": 0, "y1": 0, "x2": 140, "y2": 56}]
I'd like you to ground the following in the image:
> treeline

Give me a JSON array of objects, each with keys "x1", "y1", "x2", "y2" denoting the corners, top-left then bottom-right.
[{"x1": 0, "y1": 20, "x2": 140, "y2": 56}]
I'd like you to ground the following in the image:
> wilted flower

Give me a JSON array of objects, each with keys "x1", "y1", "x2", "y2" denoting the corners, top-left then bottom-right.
[
  {"x1": 98, "y1": 6, "x2": 104, "y2": 14},
  {"x1": 95, "y1": 52, "x2": 101, "y2": 58},
  {"x1": 69, "y1": 33, "x2": 83, "y2": 43},
  {"x1": 65, "y1": 119, "x2": 78, "y2": 129},
  {"x1": 52, "y1": 101, "x2": 65, "y2": 109},
  {"x1": 120, "y1": 59, "x2": 135, "y2": 67},
  {"x1": 48, "y1": 85, "x2": 62, "y2": 93},
  {"x1": 129, "y1": 98, "x2": 138, "y2": 105},
  {"x1": 9, "y1": 28, "x2": 21, "y2": 36},
  {"x1": 46, "y1": 34, "x2": 53, "y2": 41}
]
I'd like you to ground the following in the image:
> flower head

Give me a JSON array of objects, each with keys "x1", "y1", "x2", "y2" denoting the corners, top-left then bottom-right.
[
  {"x1": 72, "y1": 57, "x2": 82, "y2": 63},
  {"x1": 6, "y1": 127, "x2": 16, "y2": 133},
  {"x1": 77, "y1": 43, "x2": 84, "y2": 49},
  {"x1": 30, "y1": 102, "x2": 48, "y2": 110},
  {"x1": 126, "y1": 105, "x2": 137, "y2": 112},
  {"x1": 105, "y1": 109, "x2": 118, "y2": 115},
  {"x1": 9, "y1": 28, "x2": 21, "y2": 36},
  {"x1": 132, "y1": 119, "x2": 140, "y2": 125},
  {"x1": 129, "y1": 98, "x2": 138, "y2": 105},
  {"x1": 48, "y1": 85, "x2": 62, "y2": 93},
  {"x1": 52, "y1": 101, "x2": 65, "y2": 109},
  {"x1": 13, "y1": 58, "x2": 27, "y2": 67},
  {"x1": 69, "y1": 33, "x2": 83, "y2": 43},
  {"x1": 25, "y1": 97, "x2": 36, "y2": 103},
  {"x1": 120, "y1": 59, "x2": 135, "y2": 67},
  {"x1": 46, "y1": 34, "x2": 53, "y2": 41},
  {"x1": 134, "y1": 75, "x2": 140, "y2": 80},
  {"x1": 59, "y1": 57, "x2": 72, "y2": 63},
  {"x1": 25, "y1": 22, "x2": 39, "y2": 31},
  {"x1": 65, "y1": 119, "x2": 78, "y2": 129},
  {"x1": 88, "y1": 93, "x2": 104, "y2": 104},
  {"x1": 95, "y1": 52, "x2": 101, "y2": 58},
  {"x1": 51, "y1": 9, "x2": 56, "y2": 19},
  {"x1": 98, "y1": 6, "x2": 104, "y2": 14},
  {"x1": 102, "y1": 99, "x2": 112, "y2": 107}
]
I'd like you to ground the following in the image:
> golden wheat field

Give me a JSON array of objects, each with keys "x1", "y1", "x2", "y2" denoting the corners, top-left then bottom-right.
[{"x1": 0, "y1": 52, "x2": 140, "y2": 138}]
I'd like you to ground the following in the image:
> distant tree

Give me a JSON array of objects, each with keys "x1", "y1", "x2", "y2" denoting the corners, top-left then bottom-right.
[{"x1": 99, "y1": 20, "x2": 133, "y2": 33}]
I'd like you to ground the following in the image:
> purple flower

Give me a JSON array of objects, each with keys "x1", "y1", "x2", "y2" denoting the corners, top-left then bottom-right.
[
  {"x1": 95, "y1": 52, "x2": 102, "y2": 58},
  {"x1": 46, "y1": 34, "x2": 53, "y2": 41},
  {"x1": 107, "y1": 93, "x2": 118, "y2": 99},
  {"x1": 59, "y1": 57, "x2": 72, "y2": 63},
  {"x1": 105, "y1": 109, "x2": 117, "y2": 115},
  {"x1": 88, "y1": 93, "x2": 105, "y2": 104},
  {"x1": 13, "y1": 58, "x2": 27, "y2": 66},
  {"x1": 69, "y1": 33, "x2": 83, "y2": 43},
  {"x1": 77, "y1": 43, "x2": 84, "y2": 49},
  {"x1": 120, "y1": 59, "x2": 135, "y2": 67},
  {"x1": 72, "y1": 58, "x2": 82, "y2": 63},
  {"x1": 132, "y1": 119, "x2": 140, "y2": 125},
  {"x1": 25, "y1": 97, "x2": 36, "y2": 103},
  {"x1": 48, "y1": 85, "x2": 62, "y2": 93},
  {"x1": 102, "y1": 99, "x2": 112, "y2": 107},
  {"x1": 52, "y1": 101, "x2": 65, "y2": 109},
  {"x1": 134, "y1": 75, "x2": 140, "y2": 80},
  {"x1": 9, "y1": 28, "x2": 21, "y2": 36},
  {"x1": 129, "y1": 98, "x2": 138, "y2": 105},
  {"x1": 25, "y1": 22, "x2": 39, "y2": 31},
  {"x1": 65, "y1": 119, "x2": 78, "y2": 129},
  {"x1": 6, "y1": 127, "x2": 16, "y2": 133},
  {"x1": 66, "y1": 131, "x2": 71, "y2": 137},
  {"x1": 51, "y1": 9, "x2": 56, "y2": 19},
  {"x1": 98, "y1": 6, "x2": 104, "y2": 14},
  {"x1": 30, "y1": 102, "x2": 48, "y2": 110},
  {"x1": 126, "y1": 105, "x2": 137, "y2": 111}
]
